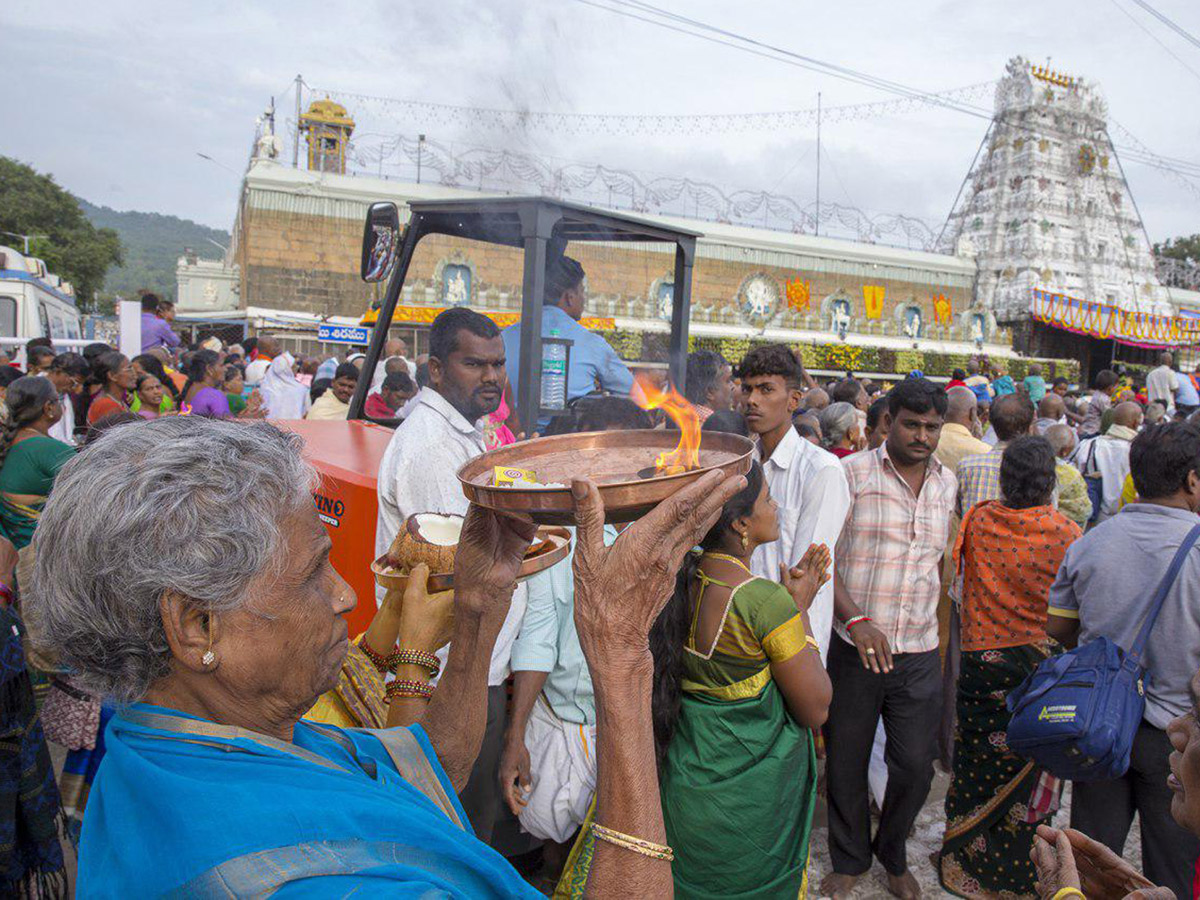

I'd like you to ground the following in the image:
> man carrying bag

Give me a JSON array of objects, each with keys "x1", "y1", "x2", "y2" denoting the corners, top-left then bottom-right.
[{"x1": 1017, "y1": 422, "x2": 1200, "y2": 899}]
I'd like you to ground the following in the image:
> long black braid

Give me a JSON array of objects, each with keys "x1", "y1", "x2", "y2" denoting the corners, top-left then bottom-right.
[
  {"x1": 648, "y1": 460, "x2": 764, "y2": 765},
  {"x1": 0, "y1": 376, "x2": 59, "y2": 468}
]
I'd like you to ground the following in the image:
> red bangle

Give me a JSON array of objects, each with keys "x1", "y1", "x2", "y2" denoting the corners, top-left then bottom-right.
[
  {"x1": 359, "y1": 641, "x2": 395, "y2": 674},
  {"x1": 386, "y1": 679, "x2": 434, "y2": 701},
  {"x1": 845, "y1": 615, "x2": 872, "y2": 632}
]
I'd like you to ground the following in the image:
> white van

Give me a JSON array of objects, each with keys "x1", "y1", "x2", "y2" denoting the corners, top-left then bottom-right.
[{"x1": 0, "y1": 245, "x2": 84, "y2": 344}]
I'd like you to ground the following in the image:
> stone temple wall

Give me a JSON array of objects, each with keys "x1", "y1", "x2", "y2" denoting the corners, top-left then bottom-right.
[{"x1": 235, "y1": 198, "x2": 975, "y2": 338}]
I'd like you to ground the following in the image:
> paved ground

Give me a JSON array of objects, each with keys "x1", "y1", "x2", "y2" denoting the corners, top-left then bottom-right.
[{"x1": 807, "y1": 772, "x2": 1144, "y2": 899}]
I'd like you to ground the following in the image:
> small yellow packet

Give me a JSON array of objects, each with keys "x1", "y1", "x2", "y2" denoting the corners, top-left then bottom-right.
[{"x1": 494, "y1": 465, "x2": 538, "y2": 486}]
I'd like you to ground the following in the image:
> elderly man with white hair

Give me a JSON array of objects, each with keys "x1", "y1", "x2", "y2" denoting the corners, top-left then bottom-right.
[{"x1": 26, "y1": 416, "x2": 745, "y2": 896}]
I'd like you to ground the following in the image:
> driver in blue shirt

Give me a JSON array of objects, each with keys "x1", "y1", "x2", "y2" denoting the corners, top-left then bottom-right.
[{"x1": 501, "y1": 256, "x2": 634, "y2": 431}]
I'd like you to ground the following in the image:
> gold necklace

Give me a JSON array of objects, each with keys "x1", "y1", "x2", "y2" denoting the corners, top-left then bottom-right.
[{"x1": 701, "y1": 551, "x2": 753, "y2": 575}]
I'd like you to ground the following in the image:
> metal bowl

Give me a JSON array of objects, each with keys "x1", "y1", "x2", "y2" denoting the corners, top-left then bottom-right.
[{"x1": 458, "y1": 430, "x2": 755, "y2": 525}]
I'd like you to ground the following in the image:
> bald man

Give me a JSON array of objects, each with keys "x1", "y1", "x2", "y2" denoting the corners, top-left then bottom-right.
[
  {"x1": 935, "y1": 387, "x2": 989, "y2": 472},
  {"x1": 1046, "y1": 423, "x2": 1077, "y2": 460},
  {"x1": 245, "y1": 335, "x2": 282, "y2": 387},
  {"x1": 801, "y1": 388, "x2": 829, "y2": 412},
  {"x1": 1074, "y1": 400, "x2": 1143, "y2": 524},
  {"x1": 1035, "y1": 393, "x2": 1067, "y2": 435}
]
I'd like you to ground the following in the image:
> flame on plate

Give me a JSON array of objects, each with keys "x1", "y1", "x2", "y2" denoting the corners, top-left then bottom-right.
[{"x1": 634, "y1": 374, "x2": 700, "y2": 475}]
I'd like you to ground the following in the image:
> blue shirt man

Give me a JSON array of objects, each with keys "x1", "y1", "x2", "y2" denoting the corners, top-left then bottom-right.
[
  {"x1": 1175, "y1": 368, "x2": 1199, "y2": 409},
  {"x1": 500, "y1": 256, "x2": 633, "y2": 430}
]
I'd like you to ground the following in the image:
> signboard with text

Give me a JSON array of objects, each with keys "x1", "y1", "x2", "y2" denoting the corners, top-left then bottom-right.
[{"x1": 318, "y1": 323, "x2": 371, "y2": 345}]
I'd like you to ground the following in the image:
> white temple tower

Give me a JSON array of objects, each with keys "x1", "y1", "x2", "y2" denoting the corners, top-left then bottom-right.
[{"x1": 942, "y1": 56, "x2": 1172, "y2": 331}]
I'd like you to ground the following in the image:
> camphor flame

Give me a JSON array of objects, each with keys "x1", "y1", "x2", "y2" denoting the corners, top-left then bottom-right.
[{"x1": 634, "y1": 373, "x2": 701, "y2": 475}]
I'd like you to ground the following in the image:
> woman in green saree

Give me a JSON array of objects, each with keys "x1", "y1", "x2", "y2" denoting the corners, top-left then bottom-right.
[
  {"x1": 0, "y1": 377, "x2": 75, "y2": 549},
  {"x1": 650, "y1": 460, "x2": 833, "y2": 899}
]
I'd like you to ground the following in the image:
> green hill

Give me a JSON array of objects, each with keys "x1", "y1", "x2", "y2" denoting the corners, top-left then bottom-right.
[{"x1": 79, "y1": 200, "x2": 231, "y2": 302}]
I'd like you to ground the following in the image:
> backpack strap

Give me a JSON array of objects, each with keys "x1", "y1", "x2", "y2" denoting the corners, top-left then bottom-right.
[{"x1": 1127, "y1": 522, "x2": 1200, "y2": 665}]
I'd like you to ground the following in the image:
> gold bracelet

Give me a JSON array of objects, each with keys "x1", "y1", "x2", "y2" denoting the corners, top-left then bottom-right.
[
  {"x1": 591, "y1": 823, "x2": 674, "y2": 862},
  {"x1": 1052, "y1": 888, "x2": 1085, "y2": 900},
  {"x1": 805, "y1": 636, "x2": 820, "y2": 651}
]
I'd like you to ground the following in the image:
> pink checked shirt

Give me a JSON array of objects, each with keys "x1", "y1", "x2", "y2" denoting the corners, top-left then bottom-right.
[{"x1": 834, "y1": 443, "x2": 957, "y2": 654}]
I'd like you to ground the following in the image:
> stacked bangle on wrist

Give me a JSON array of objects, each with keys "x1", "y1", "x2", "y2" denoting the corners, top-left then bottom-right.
[
  {"x1": 844, "y1": 615, "x2": 872, "y2": 633},
  {"x1": 360, "y1": 644, "x2": 441, "y2": 678},
  {"x1": 591, "y1": 823, "x2": 674, "y2": 862},
  {"x1": 385, "y1": 679, "x2": 435, "y2": 702},
  {"x1": 392, "y1": 648, "x2": 440, "y2": 678},
  {"x1": 359, "y1": 641, "x2": 395, "y2": 674}
]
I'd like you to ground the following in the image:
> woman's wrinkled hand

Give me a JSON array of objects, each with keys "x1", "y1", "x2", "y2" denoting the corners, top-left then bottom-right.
[
  {"x1": 391, "y1": 564, "x2": 455, "y2": 654},
  {"x1": 781, "y1": 544, "x2": 831, "y2": 613},
  {"x1": 1033, "y1": 826, "x2": 1159, "y2": 899},
  {"x1": 571, "y1": 469, "x2": 747, "y2": 676},
  {"x1": 452, "y1": 504, "x2": 538, "y2": 619},
  {"x1": 1031, "y1": 826, "x2": 1081, "y2": 900}
]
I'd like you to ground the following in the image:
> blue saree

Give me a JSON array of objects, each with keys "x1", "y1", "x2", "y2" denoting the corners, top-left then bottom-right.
[{"x1": 77, "y1": 703, "x2": 541, "y2": 898}]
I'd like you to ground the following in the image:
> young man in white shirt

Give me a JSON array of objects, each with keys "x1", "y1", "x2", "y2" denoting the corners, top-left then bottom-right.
[
  {"x1": 740, "y1": 344, "x2": 850, "y2": 660},
  {"x1": 1147, "y1": 351, "x2": 1179, "y2": 415},
  {"x1": 375, "y1": 307, "x2": 523, "y2": 845}
]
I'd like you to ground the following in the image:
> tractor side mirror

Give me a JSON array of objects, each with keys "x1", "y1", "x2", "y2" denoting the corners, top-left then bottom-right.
[{"x1": 361, "y1": 202, "x2": 401, "y2": 283}]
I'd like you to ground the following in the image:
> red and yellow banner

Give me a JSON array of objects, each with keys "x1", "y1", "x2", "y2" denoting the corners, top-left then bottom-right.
[
  {"x1": 786, "y1": 278, "x2": 811, "y2": 311},
  {"x1": 933, "y1": 294, "x2": 953, "y2": 324},
  {"x1": 863, "y1": 285, "x2": 885, "y2": 319},
  {"x1": 382, "y1": 305, "x2": 615, "y2": 332},
  {"x1": 1030, "y1": 289, "x2": 1200, "y2": 348}
]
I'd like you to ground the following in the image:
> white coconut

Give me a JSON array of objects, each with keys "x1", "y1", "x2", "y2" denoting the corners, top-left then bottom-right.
[{"x1": 385, "y1": 513, "x2": 463, "y2": 573}]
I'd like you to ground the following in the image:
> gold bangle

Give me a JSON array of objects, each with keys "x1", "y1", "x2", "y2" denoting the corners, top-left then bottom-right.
[
  {"x1": 1052, "y1": 889, "x2": 1085, "y2": 900},
  {"x1": 805, "y1": 636, "x2": 820, "y2": 651},
  {"x1": 591, "y1": 823, "x2": 674, "y2": 862}
]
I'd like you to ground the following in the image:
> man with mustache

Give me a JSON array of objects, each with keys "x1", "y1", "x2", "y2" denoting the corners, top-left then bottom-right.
[
  {"x1": 822, "y1": 377, "x2": 956, "y2": 900},
  {"x1": 375, "y1": 306, "x2": 523, "y2": 845}
]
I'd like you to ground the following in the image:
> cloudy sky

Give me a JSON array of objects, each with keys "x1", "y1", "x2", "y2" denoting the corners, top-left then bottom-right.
[{"x1": 3, "y1": 0, "x2": 1197, "y2": 245}]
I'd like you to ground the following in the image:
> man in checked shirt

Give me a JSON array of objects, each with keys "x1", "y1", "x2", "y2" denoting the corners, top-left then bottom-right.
[{"x1": 821, "y1": 378, "x2": 956, "y2": 900}]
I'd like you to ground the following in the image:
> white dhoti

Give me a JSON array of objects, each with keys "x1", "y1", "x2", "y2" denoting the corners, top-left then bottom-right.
[{"x1": 517, "y1": 698, "x2": 597, "y2": 843}]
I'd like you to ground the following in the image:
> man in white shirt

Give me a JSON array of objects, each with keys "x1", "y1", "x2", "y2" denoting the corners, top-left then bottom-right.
[
  {"x1": 1147, "y1": 351, "x2": 1179, "y2": 415},
  {"x1": 740, "y1": 344, "x2": 850, "y2": 660},
  {"x1": 375, "y1": 307, "x2": 522, "y2": 844},
  {"x1": 244, "y1": 335, "x2": 280, "y2": 388},
  {"x1": 1073, "y1": 401, "x2": 1144, "y2": 524}
]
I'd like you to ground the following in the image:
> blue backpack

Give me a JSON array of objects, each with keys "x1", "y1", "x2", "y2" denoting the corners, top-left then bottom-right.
[{"x1": 1006, "y1": 523, "x2": 1200, "y2": 781}]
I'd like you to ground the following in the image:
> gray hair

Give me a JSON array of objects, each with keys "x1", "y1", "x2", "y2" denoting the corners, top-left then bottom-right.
[
  {"x1": 1045, "y1": 423, "x2": 1076, "y2": 457},
  {"x1": 26, "y1": 417, "x2": 317, "y2": 703},
  {"x1": 819, "y1": 402, "x2": 859, "y2": 449}
]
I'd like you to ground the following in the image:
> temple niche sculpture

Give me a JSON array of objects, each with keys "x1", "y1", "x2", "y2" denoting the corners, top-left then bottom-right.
[{"x1": 941, "y1": 56, "x2": 1172, "y2": 331}]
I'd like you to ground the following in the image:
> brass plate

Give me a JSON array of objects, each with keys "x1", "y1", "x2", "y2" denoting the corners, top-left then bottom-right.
[{"x1": 458, "y1": 429, "x2": 755, "y2": 525}]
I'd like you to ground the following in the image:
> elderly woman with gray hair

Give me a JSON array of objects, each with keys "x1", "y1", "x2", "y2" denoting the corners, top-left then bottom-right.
[
  {"x1": 27, "y1": 416, "x2": 744, "y2": 896},
  {"x1": 818, "y1": 401, "x2": 865, "y2": 458}
]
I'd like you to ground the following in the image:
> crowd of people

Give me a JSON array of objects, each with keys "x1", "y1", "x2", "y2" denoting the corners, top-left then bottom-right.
[{"x1": 0, "y1": 269, "x2": 1198, "y2": 898}]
